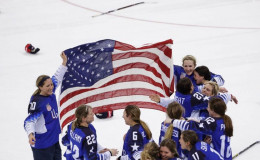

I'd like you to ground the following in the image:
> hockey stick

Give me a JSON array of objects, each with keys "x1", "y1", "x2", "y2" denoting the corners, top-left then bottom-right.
[
  {"x1": 232, "y1": 141, "x2": 260, "y2": 159},
  {"x1": 92, "y1": 2, "x2": 144, "y2": 18}
]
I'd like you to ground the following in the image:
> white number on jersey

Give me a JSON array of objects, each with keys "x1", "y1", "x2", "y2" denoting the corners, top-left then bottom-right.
[
  {"x1": 133, "y1": 131, "x2": 138, "y2": 140},
  {"x1": 29, "y1": 102, "x2": 36, "y2": 110},
  {"x1": 192, "y1": 152, "x2": 200, "y2": 160},
  {"x1": 220, "y1": 135, "x2": 231, "y2": 158},
  {"x1": 205, "y1": 117, "x2": 215, "y2": 125},
  {"x1": 70, "y1": 141, "x2": 79, "y2": 159},
  {"x1": 86, "y1": 134, "x2": 96, "y2": 145}
]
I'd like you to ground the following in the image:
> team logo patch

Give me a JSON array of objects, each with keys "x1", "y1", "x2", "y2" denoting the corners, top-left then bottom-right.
[{"x1": 46, "y1": 104, "x2": 52, "y2": 111}]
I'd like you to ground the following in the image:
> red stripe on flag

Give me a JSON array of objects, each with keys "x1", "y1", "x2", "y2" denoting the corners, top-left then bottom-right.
[
  {"x1": 112, "y1": 52, "x2": 170, "y2": 78},
  {"x1": 60, "y1": 74, "x2": 164, "y2": 106},
  {"x1": 60, "y1": 87, "x2": 165, "y2": 119},
  {"x1": 61, "y1": 101, "x2": 166, "y2": 129}
]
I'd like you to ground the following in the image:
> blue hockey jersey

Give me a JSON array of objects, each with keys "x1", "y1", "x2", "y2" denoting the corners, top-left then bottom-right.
[
  {"x1": 174, "y1": 65, "x2": 225, "y2": 92},
  {"x1": 188, "y1": 141, "x2": 223, "y2": 160},
  {"x1": 24, "y1": 65, "x2": 67, "y2": 149},
  {"x1": 173, "y1": 117, "x2": 232, "y2": 160},
  {"x1": 62, "y1": 123, "x2": 111, "y2": 160},
  {"x1": 121, "y1": 124, "x2": 152, "y2": 160},
  {"x1": 159, "y1": 121, "x2": 186, "y2": 159}
]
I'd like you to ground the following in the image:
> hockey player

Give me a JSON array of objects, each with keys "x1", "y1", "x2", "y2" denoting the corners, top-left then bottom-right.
[
  {"x1": 62, "y1": 104, "x2": 118, "y2": 160},
  {"x1": 24, "y1": 52, "x2": 67, "y2": 160},
  {"x1": 141, "y1": 142, "x2": 160, "y2": 160},
  {"x1": 174, "y1": 55, "x2": 225, "y2": 91},
  {"x1": 118, "y1": 105, "x2": 153, "y2": 160},
  {"x1": 25, "y1": 43, "x2": 40, "y2": 54},
  {"x1": 173, "y1": 97, "x2": 233, "y2": 160},
  {"x1": 159, "y1": 138, "x2": 179, "y2": 160},
  {"x1": 162, "y1": 102, "x2": 186, "y2": 159},
  {"x1": 149, "y1": 78, "x2": 237, "y2": 120},
  {"x1": 179, "y1": 130, "x2": 223, "y2": 160}
]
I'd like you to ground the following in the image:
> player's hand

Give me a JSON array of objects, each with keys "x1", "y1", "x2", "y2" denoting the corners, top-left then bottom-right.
[
  {"x1": 29, "y1": 133, "x2": 36, "y2": 145},
  {"x1": 99, "y1": 148, "x2": 108, "y2": 153},
  {"x1": 149, "y1": 94, "x2": 160, "y2": 103},
  {"x1": 219, "y1": 87, "x2": 228, "y2": 93},
  {"x1": 61, "y1": 52, "x2": 68, "y2": 66},
  {"x1": 231, "y1": 94, "x2": 238, "y2": 104},
  {"x1": 110, "y1": 149, "x2": 119, "y2": 156}
]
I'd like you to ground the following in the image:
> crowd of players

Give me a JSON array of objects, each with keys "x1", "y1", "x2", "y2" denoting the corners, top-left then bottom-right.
[{"x1": 24, "y1": 53, "x2": 237, "y2": 160}]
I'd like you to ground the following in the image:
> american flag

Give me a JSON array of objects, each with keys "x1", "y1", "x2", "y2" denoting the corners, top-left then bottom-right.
[{"x1": 59, "y1": 39, "x2": 174, "y2": 129}]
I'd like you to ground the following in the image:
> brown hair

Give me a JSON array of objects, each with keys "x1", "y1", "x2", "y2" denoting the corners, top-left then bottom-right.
[
  {"x1": 176, "y1": 77, "x2": 193, "y2": 95},
  {"x1": 141, "y1": 142, "x2": 160, "y2": 160},
  {"x1": 181, "y1": 130, "x2": 198, "y2": 148},
  {"x1": 71, "y1": 104, "x2": 92, "y2": 131},
  {"x1": 208, "y1": 97, "x2": 233, "y2": 137},
  {"x1": 125, "y1": 105, "x2": 152, "y2": 140},
  {"x1": 164, "y1": 102, "x2": 185, "y2": 139},
  {"x1": 160, "y1": 138, "x2": 179, "y2": 158},
  {"x1": 33, "y1": 75, "x2": 51, "y2": 96},
  {"x1": 182, "y1": 55, "x2": 197, "y2": 67}
]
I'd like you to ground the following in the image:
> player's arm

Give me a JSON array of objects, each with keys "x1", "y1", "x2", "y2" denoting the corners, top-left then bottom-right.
[
  {"x1": 189, "y1": 117, "x2": 216, "y2": 135},
  {"x1": 211, "y1": 72, "x2": 225, "y2": 86},
  {"x1": 218, "y1": 92, "x2": 238, "y2": 104},
  {"x1": 24, "y1": 100, "x2": 43, "y2": 145},
  {"x1": 52, "y1": 52, "x2": 68, "y2": 92}
]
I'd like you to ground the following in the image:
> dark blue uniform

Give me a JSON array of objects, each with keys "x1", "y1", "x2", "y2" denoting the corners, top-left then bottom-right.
[
  {"x1": 121, "y1": 124, "x2": 152, "y2": 160},
  {"x1": 62, "y1": 123, "x2": 111, "y2": 160},
  {"x1": 173, "y1": 117, "x2": 232, "y2": 160},
  {"x1": 188, "y1": 141, "x2": 223, "y2": 160}
]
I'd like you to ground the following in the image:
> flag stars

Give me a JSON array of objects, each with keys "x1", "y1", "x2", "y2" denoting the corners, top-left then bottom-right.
[
  {"x1": 95, "y1": 64, "x2": 99, "y2": 68},
  {"x1": 101, "y1": 67, "x2": 104, "y2": 70},
  {"x1": 108, "y1": 44, "x2": 112, "y2": 47},
  {"x1": 91, "y1": 71, "x2": 95, "y2": 75},
  {"x1": 96, "y1": 73, "x2": 100, "y2": 77},
  {"x1": 105, "y1": 60, "x2": 109, "y2": 64}
]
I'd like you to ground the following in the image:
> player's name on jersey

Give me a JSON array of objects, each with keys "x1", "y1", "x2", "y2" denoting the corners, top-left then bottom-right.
[{"x1": 70, "y1": 130, "x2": 82, "y2": 143}]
